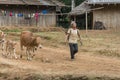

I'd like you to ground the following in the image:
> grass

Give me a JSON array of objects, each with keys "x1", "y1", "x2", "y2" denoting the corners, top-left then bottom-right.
[
  {"x1": 16, "y1": 74, "x2": 120, "y2": 80},
  {"x1": 0, "y1": 73, "x2": 120, "y2": 80},
  {"x1": 4, "y1": 29, "x2": 22, "y2": 32},
  {"x1": 4, "y1": 27, "x2": 120, "y2": 58},
  {"x1": 95, "y1": 49, "x2": 120, "y2": 58},
  {"x1": 34, "y1": 30, "x2": 120, "y2": 58},
  {"x1": 35, "y1": 32, "x2": 66, "y2": 47},
  {"x1": 1, "y1": 28, "x2": 120, "y2": 80}
]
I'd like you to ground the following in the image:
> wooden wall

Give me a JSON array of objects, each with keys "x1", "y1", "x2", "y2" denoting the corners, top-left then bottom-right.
[
  {"x1": 0, "y1": 5, "x2": 56, "y2": 27},
  {"x1": 93, "y1": 4, "x2": 120, "y2": 29}
]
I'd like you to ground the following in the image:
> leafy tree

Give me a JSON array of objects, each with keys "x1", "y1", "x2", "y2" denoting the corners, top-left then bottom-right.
[
  {"x1": 59, "y1": 0, "x2": 85, "y2": 13},
  {"x1": 57, "y1": 0, "x2": 85, "y2": 28}
]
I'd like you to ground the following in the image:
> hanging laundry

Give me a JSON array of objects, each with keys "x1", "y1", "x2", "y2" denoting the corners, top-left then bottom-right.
[
  {"x1": 28, "y1": 14, "x2": 31, "y2": 17},
  {"x1": 17, "y1": 13, "x2": 23, "y2": 17},
  {"x1": 42, "y1": 10, "x2": 48, "y2": 14},
  {"x1": 9, "y1": 12, "x2": 12, "y2": 16},
  {"x1": 1, "y1": 10, "x2": 4, "y2": 15},
  {"x1": 15, "y1": 13, "x2": 17, "y2": 17},
  {"x1": 32, "y1": 13, "x2": 35, "y2": 18},
  {"x1": 4, "y1": 11, "x2": 6, "y2": 16},
  {"x1": 24, "y1": 14, "x2": 31, "y2": 19},
  {"x1": 35, "y1": 12, "x2": 39, "y2": 21}
]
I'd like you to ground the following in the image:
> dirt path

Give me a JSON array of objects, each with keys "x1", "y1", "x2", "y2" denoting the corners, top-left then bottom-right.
[
  {"x1": 0, "y1": 29, "x2": 120, "y2": 79},
  {"x1": 0, "y1": 46, "x2": 120, "y2": 78}
]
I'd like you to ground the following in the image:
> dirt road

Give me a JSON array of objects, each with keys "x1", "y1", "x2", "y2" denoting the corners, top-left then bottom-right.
[
  {"x1": 0, "y1": 45, "x2": 120, "y2": 79},
  {"x1": 0, "y1": 29, "x2": 120, "y2": 80}
]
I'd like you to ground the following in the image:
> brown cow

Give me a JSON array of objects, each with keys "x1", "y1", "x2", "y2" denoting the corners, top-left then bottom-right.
[
  {"x1": 5, "y1": 40, "x2": 17, "y2": 59},
  {"x1": 0, "y1": 30, "x2": 7, "y2": 51},
  {"x1": 20, "y1": 31, "x2": 42, "y2": 60}
]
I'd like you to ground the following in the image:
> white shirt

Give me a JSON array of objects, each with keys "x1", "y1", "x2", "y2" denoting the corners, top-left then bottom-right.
[{"x1": 67, "y1": 28, "x2": 79, "y2": 43}]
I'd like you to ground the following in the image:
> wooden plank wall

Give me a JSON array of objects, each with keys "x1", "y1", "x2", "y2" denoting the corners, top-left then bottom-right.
[
  {"x1": 93, "y1": 5, "x2": 120, "y2": 29},
  {"x1": 0, "y1": 5, "x2": 56, "y2": 27}
]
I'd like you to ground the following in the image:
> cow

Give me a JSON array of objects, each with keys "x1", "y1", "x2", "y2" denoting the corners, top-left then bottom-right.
[
  {"x1": 0, "y1": 30, "x2": 7, "y2": 51},
  {"x1": 5, "y1": 40, "x2": 17, "y2": 59},
  {"x1": 20, "y1": 31, "x2": 42, "y2": 60}
]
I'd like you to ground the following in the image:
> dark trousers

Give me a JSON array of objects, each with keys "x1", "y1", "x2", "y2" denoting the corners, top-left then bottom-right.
[{"x1": 69, "y1": 43, "x2": 78, "y2": 59}]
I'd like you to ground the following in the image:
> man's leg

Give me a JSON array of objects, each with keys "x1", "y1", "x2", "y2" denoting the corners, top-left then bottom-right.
[
  {"x1": 69, "y1": 43, "x2": 74, "y2": 59},
  {"x1": 73, "y1": 43, "x2": 78, "y2": 55}
]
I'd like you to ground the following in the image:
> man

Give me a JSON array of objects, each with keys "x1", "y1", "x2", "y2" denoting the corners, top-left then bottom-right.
[{"x1": 67, "y1": 21, "x2": 81, "y2": 60}]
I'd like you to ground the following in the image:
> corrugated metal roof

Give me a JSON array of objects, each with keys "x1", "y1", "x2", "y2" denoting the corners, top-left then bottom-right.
[
  {"x1": 87, "y1": 0, "x2": 120, "y2": 4},
  {"x1": 0, "y1": 0, "x2": 65, "y2": 6}
]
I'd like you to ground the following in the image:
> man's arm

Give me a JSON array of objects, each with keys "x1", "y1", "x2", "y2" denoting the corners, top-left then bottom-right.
[
  {"x1": 77, "y1": 30, "x2": 81, "y2": 40},
  {"x1": 77, "y1": 29, "x2": 82, "y2": 45},
  {"x1": 65, "y1": 29, "x2": 71, "y2": 45}
]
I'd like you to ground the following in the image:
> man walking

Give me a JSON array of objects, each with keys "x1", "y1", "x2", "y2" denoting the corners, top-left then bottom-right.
[{"x1": 67, "y1": 21, "x2": 81, "y2": 60}]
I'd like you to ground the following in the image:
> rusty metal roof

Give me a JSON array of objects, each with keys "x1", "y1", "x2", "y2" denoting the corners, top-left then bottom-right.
[{"x1": 0, "y1": 0, "x2": 65, "y2": 6}]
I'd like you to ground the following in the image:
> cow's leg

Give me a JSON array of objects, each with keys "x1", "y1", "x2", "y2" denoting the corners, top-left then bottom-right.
[
  {"x1": 1, "y1": 39, "x2": 6, "y2": 51},
  {"x1": 0, "y1": 42, "x2": 4, "y2": 55},
  {"x1": 26, "y1": 47, "x2": 32, "y2": 61},
  {"x1": 29, "y1": 48, "x2": 32, "y2": 60},
  {"x1": 30, "y1": 48, "x2": 35, "y2": 59},
  {"x1": 6, "y1": 46, "x2": 10, "y2": 56},
  {"x1": 4, "y1": 46, "x2": 7, "y2": 56},
  {"x1": 25, "y1": 47, "x2": 27, "y2": 56},
  {"x1": 9, "y1": 50, "x2": 12, "y2": 58},
  {"x1": 20, "y1": 40, "x2": 23, "y2": 50},
  {"x1": 20, "y1": 41, "x2": 24, "y2": 58},
  {"x1": 39, "y1": 44, "x2": 42, "y2": 49},
  {"x1": 1, "y1": 42, "x2": 4, "y2": 51},
  {"x1": 29, "y1": 47, "x2": 34, "y2": 51},
  {"x1": 0, "y1": 42, "x2": 3, "y2": 51},
  {"x1": 21, "y1": 45, "x2": 23, "y2": 50},
  {"x1": 13, "y1": 48, "x2": 17, "y2": 59}
]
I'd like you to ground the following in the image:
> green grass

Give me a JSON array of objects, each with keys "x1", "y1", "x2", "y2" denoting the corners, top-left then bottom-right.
[
  {"x1": 35, "y1": 32, "x2": 66, "y2": 47},
  {"x1": 5, "y1": 29, "x2": 120, "y2": 58},
  {"x1": 95, "y1": 49, "x2": 120, "y2": 57},
  {"x1": 3, "y1": 29, "x2": 22, "y2": 32}
]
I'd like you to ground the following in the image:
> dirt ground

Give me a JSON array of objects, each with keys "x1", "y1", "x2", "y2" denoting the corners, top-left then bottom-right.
[{"x1": 0, "y1": 27, "x2": 120, "y2": 80}]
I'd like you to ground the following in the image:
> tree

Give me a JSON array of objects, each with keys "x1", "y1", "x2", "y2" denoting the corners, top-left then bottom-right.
[
  {"x1": 59, "y1": 0, "x2": 85, "y2": 13},
  {"x1": 57, "y1": 0, "x2": 85, "y2": 28}
]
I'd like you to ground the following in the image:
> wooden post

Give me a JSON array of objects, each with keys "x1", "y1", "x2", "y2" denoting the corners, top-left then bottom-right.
[
  {"x1": 74, "y1": 15, "x2": 76, "y2": 22},
  {"x1": 86, "y1": 11, "x2": 88, "y2": 37},
  {"x1": 71, "y1": 0, "x2": 75, "y2": 11}
]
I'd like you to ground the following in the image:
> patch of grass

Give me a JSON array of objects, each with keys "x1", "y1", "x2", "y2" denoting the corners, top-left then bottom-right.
[
  {"x1": 81, "y1": 48, "x2": 89, "y2": 52},
  {"x1": 0, "y1": 73, "x2": 8, "y2": 77},
  {"x1": 24, "y1": 74, "x2": 44, "y2": 80},
  {"x1": 36, "y1": 32, "x2": 65, "y2": 46},
  {"x1": 95, "y1": 49, "x2": 120, "y2": 57},
  {"x1": 0, "y1": 73, "x2": 9, "y2": 79},
  {"x1": 4, "y1": 29, "x2": 22, "y2": 32},
  {"x1": 14, "y1": 77, "x2": 21, "y2": 80},
  {"x1": 42, "y1": 36, "x2": 52, "y2": 40}
]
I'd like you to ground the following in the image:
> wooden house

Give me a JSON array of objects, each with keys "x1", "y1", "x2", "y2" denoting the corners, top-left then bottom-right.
[
  {"x1": 70, "y1": 0, "x2": 120, "y2": 29},
  {"x1": 0, "y1": 0, "x2": 65, "y2": 27}
]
